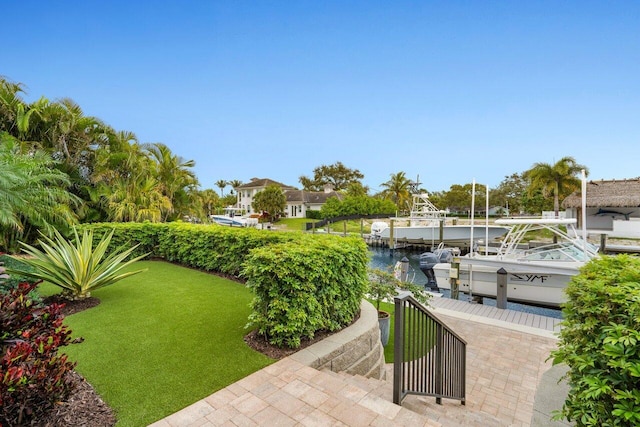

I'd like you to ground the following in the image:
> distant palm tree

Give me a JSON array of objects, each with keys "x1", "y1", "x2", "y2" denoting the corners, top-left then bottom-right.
[
  {"x1": 227, "y1": 179, "x2": 243, "y2": 195},
  {"x1": 106, "y1": 174, "x2": 170, "y2": 222},
  {"x1": 199, "y1": 189, "x2": 219, "y2": 217},
  {"x1": 380, "y1": 172, "x2": 412, "y2": 213},
  {"x1": 215, "y1": 180, "x2": 227, "y2": 197},
  {"x1": 525, "y1": 156, "x2": 588, "y2": 216},
  {"x1": 144, "y1": 142, "x2": 198, "y2": 221}
]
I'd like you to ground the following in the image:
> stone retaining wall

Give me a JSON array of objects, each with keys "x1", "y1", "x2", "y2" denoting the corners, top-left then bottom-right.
[{"x1": 289, "y1": 300, "x2": 386, "y2": 380}]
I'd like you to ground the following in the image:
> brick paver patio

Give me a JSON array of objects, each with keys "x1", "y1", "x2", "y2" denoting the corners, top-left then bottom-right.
[{"x1": 149, "y1": 301, "x2": 561, "y2": 427}]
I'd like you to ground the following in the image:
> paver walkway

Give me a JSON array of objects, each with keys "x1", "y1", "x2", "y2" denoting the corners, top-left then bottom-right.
[{"x1": 150, "y1": 299, "x2": 562, "y2": 427}]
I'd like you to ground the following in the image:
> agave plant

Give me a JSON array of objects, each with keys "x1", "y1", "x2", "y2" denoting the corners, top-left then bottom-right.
[{"x1": 6, "y1": 228, "x2": 148, "y2": 299}]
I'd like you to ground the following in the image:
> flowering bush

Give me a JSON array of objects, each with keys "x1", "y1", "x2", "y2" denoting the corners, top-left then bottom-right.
[{"x1": 0, "y1": 282, "x2": 76, "y2": 425}]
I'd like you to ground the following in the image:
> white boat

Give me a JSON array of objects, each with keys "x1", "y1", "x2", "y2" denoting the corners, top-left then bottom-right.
[
  {"x1": 424, "y1": 217, "x2": 599, "y2": 308},
  {"x1": 370, "y1": 193, "x2": 509, "y2": 245},
  {"x1": 210, "y1": 207, "x2": 258, "y2": 227}
]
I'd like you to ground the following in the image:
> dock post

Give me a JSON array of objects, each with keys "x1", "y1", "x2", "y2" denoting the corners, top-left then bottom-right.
[
  {"x1": 439, "y1": 219, "x2": 444, "y2": 243},
  {"x1": 399, "y1": 257, "x2": 410, "y2": 282},
  {"x1": 600, "y1": 233, "x2": 607, "y2": 253},
  {"x1": 389, "y1": 220, "x2": 395, "y2": 255},
  {"x1": 450, "y1": 257, "x2": 460, "y2": 300},
  {"x1": 496, "y1": 268, "x2": 507, "y2": 309}
]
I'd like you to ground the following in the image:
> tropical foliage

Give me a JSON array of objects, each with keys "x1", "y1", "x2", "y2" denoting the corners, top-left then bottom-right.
[
  {"x1": 215, "y1": 179, "x2": 227, "y2": 196},
  {"x1": 1, "y1": 76, "x2": 219, "y2": 250},
  {"x1": 439, "y1": 183, "x2": 487, "y2": 214},
  {"x1": 367, "y1": 267, "x2": 431, "y2": 313},
  {"x1": 525, "y1": 156, "x2": 588, "y2": 216},
  {"x1": 551, "y1": 255, "x2": 640, "y2": 426},
  {"x1": 252, "y1": 184, "x2": 286, "y2": 221},
  {"x1": 379, "y1": 171, "x2": 413, "y2": 213},
  {"x1": 6, "y1": 228, "x2": 148, "y2": 299},
  {"x1": 0, "y1": 282, "x2": 76, "y2": 426},
  {"x1": 0, "y1": 133, "x2": 80, "y2": 252},
  {"x1": 299, "y1": 161, "x2": 364, "y2": 192},
  {"x1": 320, "y1": 195, "x2": 396, "y2": 218}
]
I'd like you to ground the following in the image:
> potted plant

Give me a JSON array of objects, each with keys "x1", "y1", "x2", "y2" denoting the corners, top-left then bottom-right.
[
  {"x1": 367, "y1": 268, "x2": 400, "y2": 346},
  {"x1": 367, "y1": 267, "x2": 433, "y2": 346}
]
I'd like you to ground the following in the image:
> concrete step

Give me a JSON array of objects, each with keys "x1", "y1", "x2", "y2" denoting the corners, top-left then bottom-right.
[
  {"x1": 328, "y1": 365, "x2": 504, "y2": 427},
  {"x1": 316, "y1": 367, "x2": 442, "y2": 426}
]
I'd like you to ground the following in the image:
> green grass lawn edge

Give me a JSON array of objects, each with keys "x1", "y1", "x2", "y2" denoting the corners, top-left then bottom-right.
[{"x1": 37, "y1": 261, "x2": 273, "y2": 427}]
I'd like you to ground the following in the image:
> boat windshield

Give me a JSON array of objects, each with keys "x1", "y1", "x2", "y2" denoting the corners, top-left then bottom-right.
[{"x1": 520, "y1": 242, "x2": 597, "y2": 262}]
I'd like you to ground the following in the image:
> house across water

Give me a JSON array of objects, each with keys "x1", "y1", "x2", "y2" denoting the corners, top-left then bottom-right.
[
  {"x1": 563, "y1": 178, "x2": 640, "y2": 238},
  {"x1": 233, "y1": 178, "x2": 342, "y2": 219}
]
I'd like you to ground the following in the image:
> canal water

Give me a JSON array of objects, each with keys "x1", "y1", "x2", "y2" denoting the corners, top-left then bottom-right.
[{"x1": 368, "y1": 246, "x2": 563, "y2": 319}]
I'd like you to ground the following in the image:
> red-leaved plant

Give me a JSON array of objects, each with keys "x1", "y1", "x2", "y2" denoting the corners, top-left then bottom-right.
[{"x1": 0, "y1": 282, "x2": 77, "y2": 425}]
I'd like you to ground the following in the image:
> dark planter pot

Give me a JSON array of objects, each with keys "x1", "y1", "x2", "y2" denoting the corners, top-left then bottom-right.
[{"x1": 378, "y1": 310, "x2": 391, "y2": 346}]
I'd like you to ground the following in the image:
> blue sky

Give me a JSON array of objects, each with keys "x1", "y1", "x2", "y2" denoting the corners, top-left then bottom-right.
[{"x1": 3, "y1": 1, "x2": 639, "y2": 193}]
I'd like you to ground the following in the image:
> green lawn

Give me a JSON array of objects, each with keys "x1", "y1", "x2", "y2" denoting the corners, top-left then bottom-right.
[
  {"x1": 37, "y1": 261, "x2": 273, "y2": 427},
  {"x1": 275, "y1": 218, "x2": 371, "y2": 235},
  {"x1": 274, "y1": 217, "x2": 317, "y2": 231}
]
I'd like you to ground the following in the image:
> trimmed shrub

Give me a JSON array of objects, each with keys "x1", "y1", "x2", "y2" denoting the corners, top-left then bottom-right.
[
  {"x1": 77, "y1": 222, "x2": 371, "y2": 348},
  {"x1": 244, "y1": 236, "x2": 369, "y2": 348},
  {"x1": 78, "y1": 222, "x2": 299, "y2": 277},
  {"x1": 156, "y1": 223, "x2": 295, "y2": 276},
  {"x1": 551, "y1": 255, "x2": 640, "y2": 426},
  {"x1": 0, "y1": 282, "x2": 76, "y2": 425},
  {"x1": 78, "y1": 222, "x2": 160, "y2": 259}
]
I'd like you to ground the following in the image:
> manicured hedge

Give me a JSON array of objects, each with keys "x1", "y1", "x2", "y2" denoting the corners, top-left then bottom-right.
[
  {"x1": 551, "y1": 255, "x2": 640, "y2": 426},
  {"x1": 77, "y1": 222, "x2": 297, "y2": 276},
  {"x1": 77, "y1": 222, "x2": 161, "y2": 259},
  {"x1": 244, "y1": 236, "x2": 369, "y2": 348},
  {"x1": 77, "y1": 223, "x2": 369, "y2": 347}
]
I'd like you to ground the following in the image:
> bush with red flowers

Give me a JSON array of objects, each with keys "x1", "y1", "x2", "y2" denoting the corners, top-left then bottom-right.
[{"x1": 0, "y1": 282, "x2": 76, "y2": 426}]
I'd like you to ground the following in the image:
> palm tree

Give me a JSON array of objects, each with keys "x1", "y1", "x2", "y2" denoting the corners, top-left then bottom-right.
[
  {"x1": 106, "y1": 174, "x2": 171, "y2": 222},
  {"x1": 92, "y1": 129, "x2": 142, "y2": 185},
  {"x1": 144, "y1": 142, "x2": 198, "y2": 221},
  {"x1": 0, "y1": 77, "x2": 26, "y2": 135},
  {"x1": 0, "y1": 133, "x2": 80, "y2": 252},
  {"x1": 215, "y1": 180, "x2": 227, "y2": 197},
  {"x1": 31, "y1": 98, "x2": 105, "y2": 173},
  {"x1": 379, "y1": 172, "x2": 413, "y2": 213},
  {"x1": 525, "y1": 157, "x2": 588, "y2": 216},
  {"x1": 227, "y1": 179, "x2": 243, "y2": 195},
  {"x1": 199, "y1": 189, "x2": 219, "y2": 217}
]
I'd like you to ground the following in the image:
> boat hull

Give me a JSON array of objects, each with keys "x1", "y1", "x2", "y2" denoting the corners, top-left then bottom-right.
[
  {"x1": 378, "y1": 225, "x2": 509, "y2": 244},
  {"x1": 432, "y1": 260, "x2": 580, "y2": 308},
  {"x1": 210, "y1": 215, "x2": 258, "y2": 227}
]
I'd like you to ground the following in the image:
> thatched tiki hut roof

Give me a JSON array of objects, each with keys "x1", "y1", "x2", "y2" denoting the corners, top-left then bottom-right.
[{"x1": 563, "y1": 178, "x2": 640, "y2": 208}]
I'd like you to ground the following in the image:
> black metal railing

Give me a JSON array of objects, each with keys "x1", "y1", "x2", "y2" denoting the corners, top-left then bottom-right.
[{"x1": 393, "y1": 292, "x2": 466, "y2": 405}]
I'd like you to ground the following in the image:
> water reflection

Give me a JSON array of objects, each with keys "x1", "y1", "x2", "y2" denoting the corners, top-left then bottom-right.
[{"x1": 368, "y1": 246, "x2": 563, "y2": 319}]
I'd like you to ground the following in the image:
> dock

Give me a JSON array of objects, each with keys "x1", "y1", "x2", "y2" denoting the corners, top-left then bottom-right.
[{"x1": 428, "y1": 296, "x2": 562, "y2": 339}]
